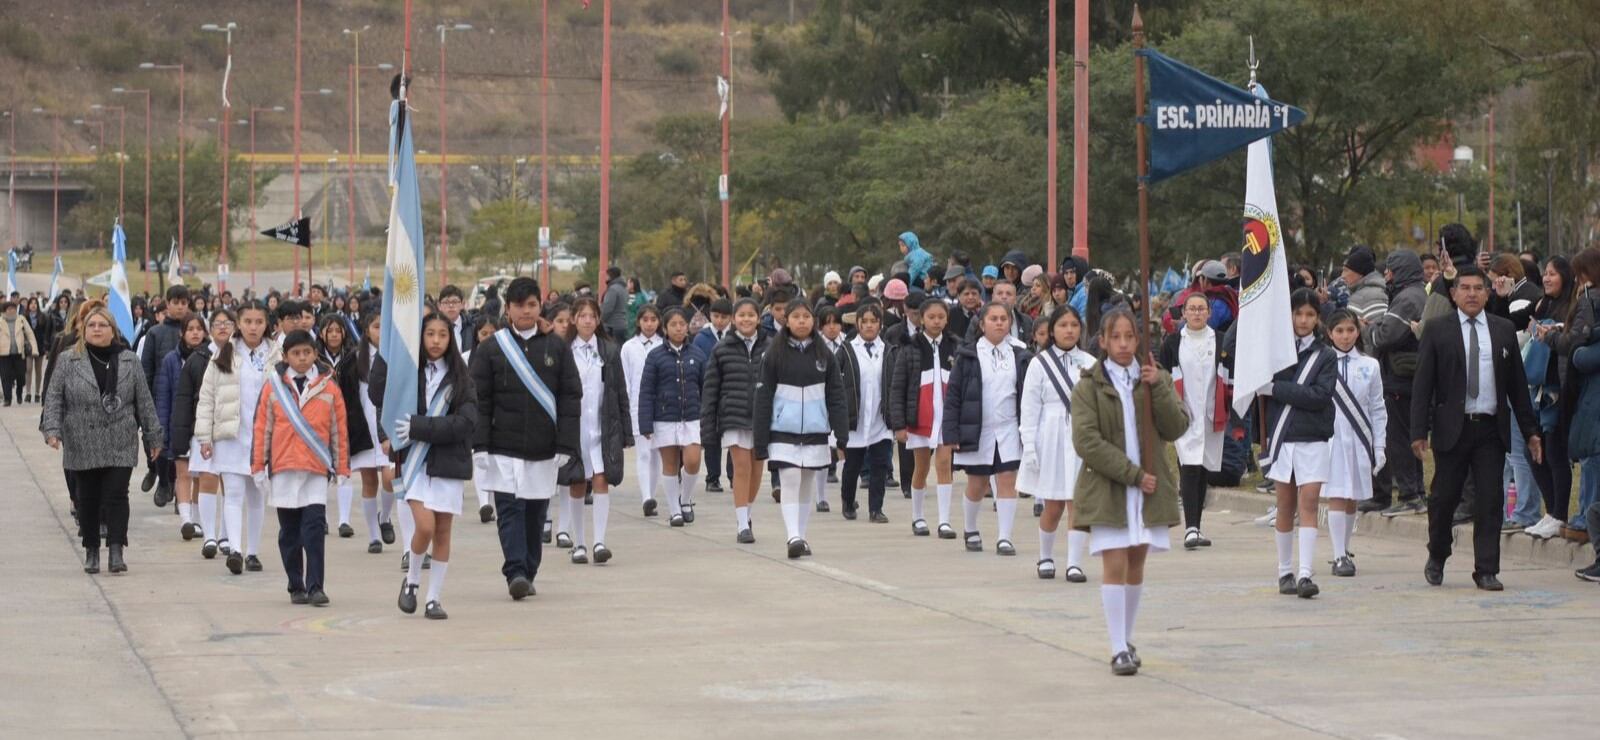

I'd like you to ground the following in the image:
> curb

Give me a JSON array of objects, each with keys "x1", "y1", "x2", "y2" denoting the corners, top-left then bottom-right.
[{"x1": 1208, "y1": 487, "x2": 1591, "y2": 570}]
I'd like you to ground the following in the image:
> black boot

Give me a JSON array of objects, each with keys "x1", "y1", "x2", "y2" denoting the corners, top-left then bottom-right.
[
  {"x1": 108, "y1": 544, "x2": 127, "y2": 573},
  {"x1": 83, "y1": 547, "x2": 100, "y2": 574}
]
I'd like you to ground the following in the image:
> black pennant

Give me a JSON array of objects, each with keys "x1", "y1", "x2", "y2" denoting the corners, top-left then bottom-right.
[{"x1": 261, "y1": 216, "x2": 312, "y2": 248}]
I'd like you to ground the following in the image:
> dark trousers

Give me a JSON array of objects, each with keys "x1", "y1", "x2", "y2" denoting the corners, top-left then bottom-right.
[
  {"x1": 277, "y1": 504, "x2": 327, "y2": 594},
  {"x1": 1374, "y1": 390, "x2": 1424, "y2": 506},
  {"x1": 1526, "y1": 416, "x2": 1571, "y2": 521},
  {"x1": 1427, "y1": 416, "x2": 1506, "y2": 576},
  {"x1": 0, "y1": 354, "x2": 23, "y2": 402},
  {"x1": 705, "y1": 440, "x2": 722, "y2": 483},
  {"x1": 495, "y1": 492, "x2": 550, "y2": 583},
  {"x1": 896, "y1": 441, "x2": 913, "y2": 494},
  {"x1": 75, "y1": 466, "x2": 132, "y2": 548},
  {"x1": 1179, "y1": 464, "x2": 1208, "y2": 529},
  {"x1": 842, "y1": 439, "x2": 893, "y2": 515}
]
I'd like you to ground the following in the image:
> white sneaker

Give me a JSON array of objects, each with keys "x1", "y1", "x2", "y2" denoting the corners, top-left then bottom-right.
[
  {"x1": 1526, "y1": 515, "x2": 1562, "y2": 539},
  {"x1": 1254, "y1": 506, "x2": 1278, "y2": 527}
]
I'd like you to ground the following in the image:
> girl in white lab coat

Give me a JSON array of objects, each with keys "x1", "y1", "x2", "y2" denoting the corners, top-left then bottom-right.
[
  {"x1": 1322, "y1": 309, "x2": 1387, "y2": 577},
  {"x1": 1021, "y1": 305, "x2": 1097, "y2": 581},
  {"x1": 620, "y1": 305, "x2": 664, "y2": 518},
  {"x1": 195, "y1": 300, "x2": 279, "y2": 577},
  {"x1": 1157, "y1": 293, "x2": 1227, "y2": 551}
]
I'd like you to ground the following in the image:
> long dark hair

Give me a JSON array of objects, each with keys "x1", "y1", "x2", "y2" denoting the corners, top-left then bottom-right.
[
  {"x1": 356, "y1": 310, "x2": 382, "y2": 383},
  {"x1": 1045, "y1": 304, "x2": 1084, "y2": 352},
  {"x1": 178, "y1": 315, "x2": 208, "y2": 354},
  {"x1": 421, "y1": 311, "x2": 470, "y2": 391},
  {"x1": 214, "y1": 300, "x2": 269, "y2": 372},
  {"x1": 570, "y1": 296, "x2": 609, "y2": 343},
  {"x1": 317, "y1": 312, "x2": 353, "y2": 365},
  {"x1": 1542, "y1": 255, "x2": 1577, "y2": 323}
]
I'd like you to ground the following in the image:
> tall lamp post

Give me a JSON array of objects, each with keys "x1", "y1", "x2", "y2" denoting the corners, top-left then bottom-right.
[
  {"x1": 249, "y1": 105, "x2": 286, "y2": 292},
  {"x1": 342, "y1": 26, "x2": 371, "y2": 160},
  {"x1": 73, "y1": 117, "x2": 107, "y2": 251},
  {"x1": 201, "y1": 22, "x2": 239, "y2": 292},
  {"x1": 112, "y1": 87, "x2": 152, "y2": 291},
  {"x1": 31, "y1": 108, "x2": 60, "y2": 260},
  {"x1": 89, "y1": 103, "x2": 127, "y2": 220},
  {"x1": 139, "y1": 62, "x2": 186, "y2": 266},
  {"x1": 436, "y1": 22, "x2": 473, "y2": 288}
]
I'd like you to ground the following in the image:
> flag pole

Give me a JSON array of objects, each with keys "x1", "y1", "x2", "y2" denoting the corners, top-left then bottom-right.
[
  {"x1": 598, "y1": 0, "x2": 614, "y2": 276},
  {"x1": 1046, "y1": 0, "x2": 1058, "y2": 271},
  {"x1": 1132, "y1": 4, "x2": 1156, "y2": 470}
]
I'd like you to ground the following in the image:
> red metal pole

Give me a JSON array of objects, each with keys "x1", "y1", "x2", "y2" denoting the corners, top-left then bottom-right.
[
  {"x1": 598, "y1": 0, "x2": 613, "y2": 275},
  {"x1": 1047, "y1": 0, "x2": 1058, "y2": 271},
  {"x1": 293, "y1": 0, "x2": 303, "y2": 295},
  {"x1": 51, "y1": 115, "x2": 58, "y2": 259},
  {"x1": 347, "y1": 64, "x2": 356, "y2": 284},
  {"x1": 178, "y1": 64, "x2": 185, "y2": 268},
  {"x1": 250, "y1": 110, "x2": 258, "y2": 291},
  {"x1": 1072, "y1": 0, "x2": 1090, "y2": 260},
  {"x1": 439, "y1": 29, "x2": 450, "y2": 288},
  {"x1": 1486, "y1": 104, "x2": 1495, "y2": 253},
  {"x1": 720, "y1": 0, "x2": 731, "y2": 288},
  {"x1": 539, "y1": 0, "x2": 551, "y2": 292},
  {"x1": 143, "y1": 91, "x2": 151, "y2": 293}
]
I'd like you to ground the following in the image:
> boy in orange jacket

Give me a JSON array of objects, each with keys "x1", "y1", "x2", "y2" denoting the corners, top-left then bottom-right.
[{"x1": 252, "y1": 330, "x2": 351, "y2": 606}]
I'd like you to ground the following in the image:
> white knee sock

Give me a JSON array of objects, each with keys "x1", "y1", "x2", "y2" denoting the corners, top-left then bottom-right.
[
  {"x1": 911, "y1": 488, "x2": 926, "y2": 521},
  {"x1": 593, "y1": 493, "x2": 610, "y2": 545},
  {"x1": 663, "y1": 474, "x2": 683, "y2": 516},
  {"x1": 996, "y1": 498, "x2": 1017, "y2": 542},
  {"x1": 474, "y1": 482, "x2": 491, "y2": 509},
  {"x1": 779, "y1": 469, "x2": 802, "y2": 539},
  {"x1": 1066, "y1": 530, "x2": 1087, "y2": 570},
  {"x1": 637, "y1": 447, "x2": 658, "y2": 504},
  {"x1": 336, "y1": 483, "x2": 353, "y2": 525},
  {"x1": 1344, "y1": 512, "x2": 1357, "y2": 551},
  {"x1": 735, "y1": 505, "x2": 750, "y2": 533},
  {"x1": 380, "y1": 489, "x2": 396, "y2": 523},
  {"x1": 425, "y1": 561, "x2": 449, "y2": 603},
  {"x1": 936, "y1": 484, "x2": 952, "y2": 525},
  {"x1": 813, "y1": 466, "x2": 827, "y2": 504},
  {"x1": 1275, "y1": 530, "x2": 1294, "y2": 577},
  {"x1": 1101, "y1": 584, "x2": 1128, "y2": 655},
  {"x1": 407, "y1": 547, "x2": 425, "y2": 586},
  {"x1": 1327, "y1": 511, "x2": 1349, "y2": 559},
  {"x1": 198, "y1": 492, "x2": 219, "y2": 539},
  {"x1": 362, "y1": 497, "x2": 380, "y2": 542},
  {"x1": 178, "y1": 501, "x2": 194, "y2": 524},
  {"x1": 681, "y1": 469, "x2": 702, "y2": 506},
  {"x1": 223, "y1": 493, "x2": 243, "y2": 549},
  {"x1": 557, "y1": 494, "x2": 573, "y2": 535},
  {"x1": 1297, "y1": 527, "x2": 1317, "y2": 579},
  {"x1": 569, "y1": 497, "x2": 587, "y2": 548},
  {"x1": 244, "y1": 486, "x2": 265, "y2": 556},
  {"x1": 796, "y1": 471, "x2": 815, "y2": 537},
  {"x1": 1124, "y1": 584, "x2": 1143, "y2": 644},
  {"x1": 1038, "y1": 526, "x2": 1057, "y2": 562},
  {"x1": 962, "y1": 496, "x2": 981, "y2": 533},
  {"x1": 396, "y1": 500, "x2": 416, "y2": 548}
]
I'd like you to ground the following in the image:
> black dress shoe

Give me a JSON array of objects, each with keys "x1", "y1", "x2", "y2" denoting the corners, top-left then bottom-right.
[
  {"x1": 245, "y1": 555, "x2": 263, "y2": 572},
  {"x1": 842, "y1": 508, "x2": 857, "y2": 521},
  {"x1": 83, "y1": 548, "x2": 100, "y2": 574},
  {"x1": 670, "y1": 514, "x2": 685, "y2": 527},
  {"x1": 1472, "y1": 573, "x2": 1504, "y2": 591},
  {"x1": 290, "y1": 590, "x2": 310, "y2": 605},
  {"x1": 338, "y1": 523, "x2": 354, "y2": 538},
  {"x1": 705, "y1": 479, "x2": 724, "y2": 493},
  {"x1": 787, "y1": 538, "x2": 807, "y2": 559},
  {"x1": 380, "y1": 522, "x2": 396, "y2": 545},
  {"x1": 938, "y1": 523, "x2": 957, "y2": 540},
  {"x1": 1278, "y1": 574, "x2": 1297, "y2": 595},
  {"x1": 1111, "y1": 651, "x2": 1138, "y2": 676},
  {"x1": 912, "y1": 518, "x2": 930, "y2": 536},
  {"x1": 643, "y1": 499, "x2": 658, "y2": 517},
  {"x1": 182, "y1": 522, "x2": 199, "y2": 541},
  {"x1": 593, "y1": 543, "x2": 612, "y2": 564},
  {"x1": 201, "y1": 539, "x2": 218, "y2": 559},
  {"x1": 108, "y1": 545, "x2": 127, "y2": 573},
  {"x1": 555, "y1": 531, "x2": 573, "y2": 549},
  {"x1": 397, "y1": 580, "x2": 418, "y2": 614},
  {"x1": 1424, "y1": 559, "x2": 1444, "y2": 586},
  {"x1": 308, "y1": 590, "x2": 330, "y2": 607},
  {"x1": 995, "y1": 539, "x2": 1016, "y2": 556},
  {"x1": 682, "y1": 505, "x2": 696, "y2": 523},
  {"x1": 816, "y1": 500, "x2": 830, "y2": 513},
  {"x1": 424, "y1": 600, "x2": 448, "y2": 620},
  {"x1": 736, "y1": 528, "x2": 755, "y2": 544},
  {"x1": 140, "y1": 468, "x2": 157, "y2": 493},
  {"x1": 1128, "y1": 644, "x2": 1142, "y2": 668},
  {"x1": 368, "y1": 540, "x2": 383, "y2": 554},
  {"x1": 1063, "y1": 565, "x2": 1087, "y2": 583},
  {"x1": 870, "y1": 511, "x2": 888, "y2": 524},
  {"x1": 1296, "y1": 577, "x2": 1319, "y2": 599},
  {"x1": 508, "y1": 576, "x2": 532, "y2": 601},
  {"x1": 964, "y1": 532, "x2": 982, "y2": 552},
  {"x1": 479, "y1": 504, "x2": 495, "y2": 523},
  {"x1": 226, "y1": 551, "x2": 244, "y2": 575}
]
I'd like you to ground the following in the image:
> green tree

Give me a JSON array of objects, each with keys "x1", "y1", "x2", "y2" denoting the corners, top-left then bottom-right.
[{"x1": 460, "y1": 199, "x2": 540, "y2": 274}]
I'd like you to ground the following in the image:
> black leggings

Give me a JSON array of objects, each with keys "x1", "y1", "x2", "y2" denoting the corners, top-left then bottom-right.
[
  {"x1": 1526, "y1": 416, "x2": 1571, "y2": 522},
  {"x1": 75, "y1": 466, "x2": 133, "y2": 549},
  {"x1": 1179, "y1": 464, "x2": 1208, "y2": 530}
]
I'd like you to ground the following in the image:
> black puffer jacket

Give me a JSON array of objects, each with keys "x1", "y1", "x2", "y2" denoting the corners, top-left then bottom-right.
[
  {"x1": 466, "y1": 328, "x2": 581, "y2": 461},
  {"x1": 753, "y1": 334, "x2": 850, "y2": 460},
  {"x1": 371, "y1": 355, "x2": 478, "y2": 481},
  {"x1": 1265, "y1": 339, "x2": 1337, "y2": 445},
  {"x1": 324, "y1": 347, "x2": 375, "y2": 456},
  {"x1": 139, "y1": 316, "x2": 185, "y2": 392},
  {"x1": 168, "y1": 344, "x2": 213, "y2": 457},
  {"x1": 1370, "y1": 250, "x2": 1426, "y2": 394},
  {"x1": 942, "y1": 339, "x2": 1032, "y2": 452},
  {"x1": 700, "y1": 330, "x2": 769, "y2": 446},
  {"x1": 836, "y1": 337, "x2": 897, "y2": 431},
  {"x1": 567, "y1": 337, "x2": 634, "y2": 486},
  {"x1": 889, "y1": 331, "x2": 959, "y2": 431}
]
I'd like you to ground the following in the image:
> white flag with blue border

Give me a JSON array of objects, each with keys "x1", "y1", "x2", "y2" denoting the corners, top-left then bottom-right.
[{"x1": 48, "y1": 255, "x2": 62, "y2": 299}]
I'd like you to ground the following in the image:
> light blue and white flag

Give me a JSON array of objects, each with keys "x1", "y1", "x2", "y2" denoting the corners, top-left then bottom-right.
[
  {"x1": 363, "y1": 265, "x2": 371, "y2": 292},
  {"x1": 378, "y1": 83, "x2": 425, "y2": 443},
  {"x1": 48, "y1": 254, "x2": 62, "y2": 299},
  {"x1": 5, "y1": 250, "x2": 16, "y2": 295},
  {"x1": 108, "y1": 222, "x2": 135, "y2": 339}
]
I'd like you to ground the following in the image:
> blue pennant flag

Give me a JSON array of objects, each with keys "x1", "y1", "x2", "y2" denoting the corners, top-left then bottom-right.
[{"x1": 1139, "y1": 48, "x2": 1306, "y2": 184}]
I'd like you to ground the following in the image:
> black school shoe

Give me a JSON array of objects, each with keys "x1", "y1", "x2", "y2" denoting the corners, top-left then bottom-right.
[
  {"x1": 964, "y1": 532, "x2": 982, "y2": 552},
  {"x1": 479, "y1": 504, "x2": 495, "y2": 523},
  {"x1": 643, "y1": 499, "x2": 658, "y2": 517},
  {"x1": 338, "y1": 523, "x2": 354, "y2": 538},
  {"x1": 786, "y1": 538, "x2": 807, "y2": 559},
  {"x1": 1278, "y1": 574, "x2": 1296, "y2": 595},
  {"x1": 1296, "y1": 577, "x2": 1320, "y2": 599},
  {"x1": 308, "y1": 590, "x2": 330, "y2": 607},
  {"x1": 843, "y1": 508, "x2": 857, "y2": 521},
  {"x1": 508, "y1": 576, "x2": 533, "y2": 600},
  {"x1": 398, "y1": 580, "x2": 418, "y2": 614},
  {"x1": 290, "y1": 590, "x2": 310, "y2": 605},
  {"x1": 380, "y1": 522, "x2": 396, "y2": 544},
  {"x1": 1111, "y1": 651, "x2": 1138, "y2": 676}
]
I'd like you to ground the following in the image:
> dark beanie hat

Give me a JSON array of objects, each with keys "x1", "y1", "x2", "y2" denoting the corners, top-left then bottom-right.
[{"x1": 1343, "y1": 244, "x2": 1376, "y2": 276}]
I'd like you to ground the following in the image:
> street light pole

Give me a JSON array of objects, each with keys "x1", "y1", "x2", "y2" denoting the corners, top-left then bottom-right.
[
  {"x1": 249, "y1": 105, "x2": 286, "y2": 292},
  {"x1": 343, "y1": 26, "x2": 371, "y2": 161},
  {"x1": 293, "y1": 0, "x2": 303, "y2": 294},
  {"x1": 91, "y1": 103, "x2": 127, "y2": 219},
  {"x1": 720, "y1": 0, "x2": 732, "y2": 289},
  {"x1": 33, "y1": 109, "x2": 60, "y2": 260},
  {"x1": 538, "y1": 0, "x2": 551, "y2": 292},
  {"x1": 112, "y1": 87, "x2": 151, "y2": 292},
  {"x1": 437, "y1": 22, "x2": 473, "y2": 288},
  {"x1": 139, "y1": 62, "x2": 185, "y2": 267},
  {"x1": 599, "y1": 0, "x2": 614, "y2": 276},
  {"x1": 202, "y1": 22, "x2": 239, "y2": 292}
]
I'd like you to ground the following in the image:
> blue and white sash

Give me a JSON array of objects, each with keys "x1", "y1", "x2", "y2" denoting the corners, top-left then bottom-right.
[
  {"x1": 395, "y1": 385, "x2": 453, "y2": 496},
  {"x1": 494, "y1": 328, "x2": 558, "y2": 422},
  {"x1": 1258, "y1": 349, "x2": 1323, "y2": 469},
  {"x1": 1331, "y1": 375, "x2": 1377, "y2": 468},
  {"x1": 267, "y1": 372, "x2": 335, "y2": 474},
  {"x1": 1037, "y1": 349, "x2": 1076, "y2": 414}
]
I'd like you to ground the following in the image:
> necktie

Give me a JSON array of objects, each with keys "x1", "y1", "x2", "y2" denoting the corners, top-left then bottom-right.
[
  {"x1": 865, "y1": 341, "x2": 875, "y2": 359},
  {"x1": 294, "y1": 375, "x2": 307, "y2": 394},
  {"x1": 1466, "y1": 317, "x2": 1480, "y2": 399},
  {"x1": 992, "y1": 347, "x2": 1006, "y2": 372},
  {"x1": 1340, "y1": 355, "x2": 1350, "y2": 381}
]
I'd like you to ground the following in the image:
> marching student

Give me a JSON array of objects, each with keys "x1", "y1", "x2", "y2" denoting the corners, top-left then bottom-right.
[
  {"x1": 562, "y1": 297, "x2": 632, "y2": 565},
  {"x1": 470, "y1": 277, "x2": 581, "y2": 601},
  {"x1": 354, "y1": 313, "x2": 400, "y2": 557},
  {"x1": 1158, "y1": 293, "x2": 1229, "y2": 550},
  {"x1": 815, "y1": 306, "x2": 847, "y2": 512},
  {"x1": 890, "y1": 299, "x2": 959, "y2": 538},
  {"x1": 1071, "y1": 308, "x2": 1189, "y2": 676},
  {"x1": 621, "y1": 305, "x2": 664, "y2": 516},
  {"x1": 154, "y1": 315, "x2": 207, "y2": 540},
  {"x1": 692, "y1": 298, "x2": 732, "y2": 495},
  {"x1": 945, "y1": 302, "x2": 1033, "y2": 556},
  {"x1": 836, "y1": 303, "x2": 897, "y2": 522},
  {"x1": 701, "y1": 297, "x2": 770, "y2": 543},
  {"x1": 250, "y1": 330, "x2": 350, "y2": 607},
  {"x1": 385, "y1": 312, "x2": 477, "y2": 620},
  {"x1": 196, "y1": 300, "x2": 280, "y2": 576},
  {"x1": 1322, "y1": 309, "x2": 1387, "y2": 577},
  {"x1": 463, "y1": 315, "x2": 498, "y2": 520},
  {"x1": 317, "y1": 312, "x2": 369, "y2": 541},
  {"x1": 172, "y1": 310, "x2": 233, "y2": 554},
  {"x1": 1261, "y1": 289, "x2": 1338, "y2": 599},
  {"x1": 1021, "y1": 305, "x2": 1096, "y2": 581},
  {"x1": 754, "y1": 298, "x2": 850, "y2": 559},
  {"x1": 638, "y1": 307, "x2": 708, "y2": 527},
  {"x1": 544, "y1": 302, "x2": 576, "y2": 547}
]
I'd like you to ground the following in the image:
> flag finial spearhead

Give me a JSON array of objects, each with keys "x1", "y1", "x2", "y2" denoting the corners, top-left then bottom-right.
[{"x1": 1247, "y1": 36, "x2": 1259, "y2": 88}]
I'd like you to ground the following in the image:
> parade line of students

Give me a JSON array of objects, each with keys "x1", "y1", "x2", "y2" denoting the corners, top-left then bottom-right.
[{"x1": 33, "y1": 252, "x2": 1551, "y2": 676}]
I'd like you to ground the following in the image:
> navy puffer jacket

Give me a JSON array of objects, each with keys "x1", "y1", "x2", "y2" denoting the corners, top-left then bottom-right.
[
  {"x1": 942, "y1": 339, "x2": 1032, "y2": 452},
  {"x1": 639, "y1": 341, "x2": 708, "y2": 433}
]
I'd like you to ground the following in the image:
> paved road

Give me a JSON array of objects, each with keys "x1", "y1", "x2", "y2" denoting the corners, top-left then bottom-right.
[{"x1": 2, "y1": 404, "x2": 1593, "y2": 739}]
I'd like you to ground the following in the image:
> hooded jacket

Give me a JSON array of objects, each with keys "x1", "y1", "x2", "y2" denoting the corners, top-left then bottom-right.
[
  {"x1": 1370, "y1": 250, "x2": 1426, "y2": 393},
  {"x1": 753, "y1": 333, "x2": 850, "y2": 459},
  {"x1": 900, "y1": 231, "x2": 935, "y2": 288}
]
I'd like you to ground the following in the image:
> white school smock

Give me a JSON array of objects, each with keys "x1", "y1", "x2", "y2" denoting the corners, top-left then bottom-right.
[
  {"x1": 211, "y1": 340, "x2": 272, "y2": 476},
  {"x1": 1323, "y1": 349, "x2": 1388, "y2": 501},
  {"x1": 620, "y1": 333, "x2": 659, "y2": 441},
  {"x1": 573, "y1": 334, "x2": 606, "y2": 478},
  {"x1": 351, "y1": 343, "x2": 390, "y2": 470},
  {"x1": 953, "y1": 336, "x2": 1022, "y2": 467},
  {"x1": 1175, "y1": 326, "x2": 1224, "y2": 470},
  {"x1": 1089, "y1": 359, "x2": 1171, "y2": 555},
  {"x1": 846, "y1": 336, "x2": 892, "y2": 448},
  {"x1": 1019, "y1": 346, "x2": 1094, "y2": 500}
]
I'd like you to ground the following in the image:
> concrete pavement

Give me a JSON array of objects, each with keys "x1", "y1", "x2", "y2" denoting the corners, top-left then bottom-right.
[{"x1": 3, "y1": 403, "x2": 1595, "y2": 739}]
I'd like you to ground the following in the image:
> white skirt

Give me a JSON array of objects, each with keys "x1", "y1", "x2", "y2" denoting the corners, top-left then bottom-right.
[
  {"x1": 906, "y1": 429, "x2": 943, "y2": 450},
  {"x1": 1266, "y1": 441, "x2": 1331, "y2": 486},
  {"x1": 722, "y1": 428, "x2": 754, "y2": 450},
  {"x1": 187, "y1": 436, "x2": 213, "y2": 475},
  {"x1": 650, "y1": 420, "x2": 700, "y2": 448},
  {"x1": 268, "y1": 470, "x2": 330, "y2": 510},
  {"x1": 351, "y1": 447, "x2": 390, "y2": 471},
  {"x1": 1089, "y1": 485, "x2": 1171, "y2": 555},
  {"x1": 404, "y1": 472, "x2": 464, "y2": 515},
  {"x1": 580, "y1": 443, "x2": 606, "y2": 479}
]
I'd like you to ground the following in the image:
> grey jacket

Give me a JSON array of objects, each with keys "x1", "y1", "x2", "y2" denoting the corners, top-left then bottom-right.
[
  {"x1": 1370, "y1": 250, "x2": 1427, "y2": 393},
  {"x1": 40, "y1": 348, "x2": 164, "y2": 471},
  {"x1": 601, "y1": 277, "x2": 629, "y2": 335}
]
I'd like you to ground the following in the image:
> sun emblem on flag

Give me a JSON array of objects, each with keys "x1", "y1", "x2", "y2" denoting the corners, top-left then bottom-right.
[{"x1": 392, "y1": 264, "x2": 418, "y2": 303}]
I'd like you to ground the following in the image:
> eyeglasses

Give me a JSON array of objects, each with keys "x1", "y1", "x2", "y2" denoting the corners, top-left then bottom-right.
[{"x1": 212, "y1": 319, "x2": 236, "y2": 328}]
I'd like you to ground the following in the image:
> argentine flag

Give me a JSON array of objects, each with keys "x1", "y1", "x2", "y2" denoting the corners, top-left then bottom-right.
[
  {"x1": 5, "y1": 250, "x2": 15, "y2": 295},
  {"x1": 108, "y1": 223, "x2": 136, "y2": 340},
  {"x1": 48, "y1": 255, "x2": 62, "y2": 299},
  {"x1": 378, "y1": 86, "x2": 425, "y2": 444}
]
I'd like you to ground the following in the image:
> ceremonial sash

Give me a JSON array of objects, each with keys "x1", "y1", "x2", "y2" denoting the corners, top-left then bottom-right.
[
  {"x1": 1258, "y1": 350, "x2": 1323, "y2": 469},
  {"x1": 495, "y1": 328, "x2": 558, "y2": 423},
  {"x1": 1037, "y1": 350, "x2": 1076, "y2": 414},
  {"x1": 267, "y1": 372, "x2": 335, "y2": 474},
  {"x1": 1331, "y1": 374, "x2": 1377, "y2": 468},
  {"x1": 395, "y1": 385, "x2": 453, "y2": 496}
]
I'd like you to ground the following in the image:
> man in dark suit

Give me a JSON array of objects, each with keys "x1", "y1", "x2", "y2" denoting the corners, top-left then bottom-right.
[{"x1": 1410, "y1": 266, "x2": 1542, "y2": 591}]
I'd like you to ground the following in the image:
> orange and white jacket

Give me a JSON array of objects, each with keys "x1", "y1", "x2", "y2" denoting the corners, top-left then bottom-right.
[{"x1": 250, "y1": 362, "x2": 351, "y2": 478}]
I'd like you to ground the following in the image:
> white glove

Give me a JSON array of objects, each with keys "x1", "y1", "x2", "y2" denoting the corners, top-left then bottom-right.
[
  {"x1": 394, "y1": 416, "x2": 412, "y2": 447},
  {"x1": 554, "y1": 453, "x2": 571, "y2": 469},
  {"x1": 1375, "y1": 454, "x2": 1387, "y2": 475},
  {"x1": 251, "y1": 470, "x2": 271, "y2": 496}
]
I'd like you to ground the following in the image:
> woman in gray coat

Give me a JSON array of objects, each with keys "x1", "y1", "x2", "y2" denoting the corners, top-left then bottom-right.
[{"x1": 40, "y1": 303, "x2": 164, "y2": 575}]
